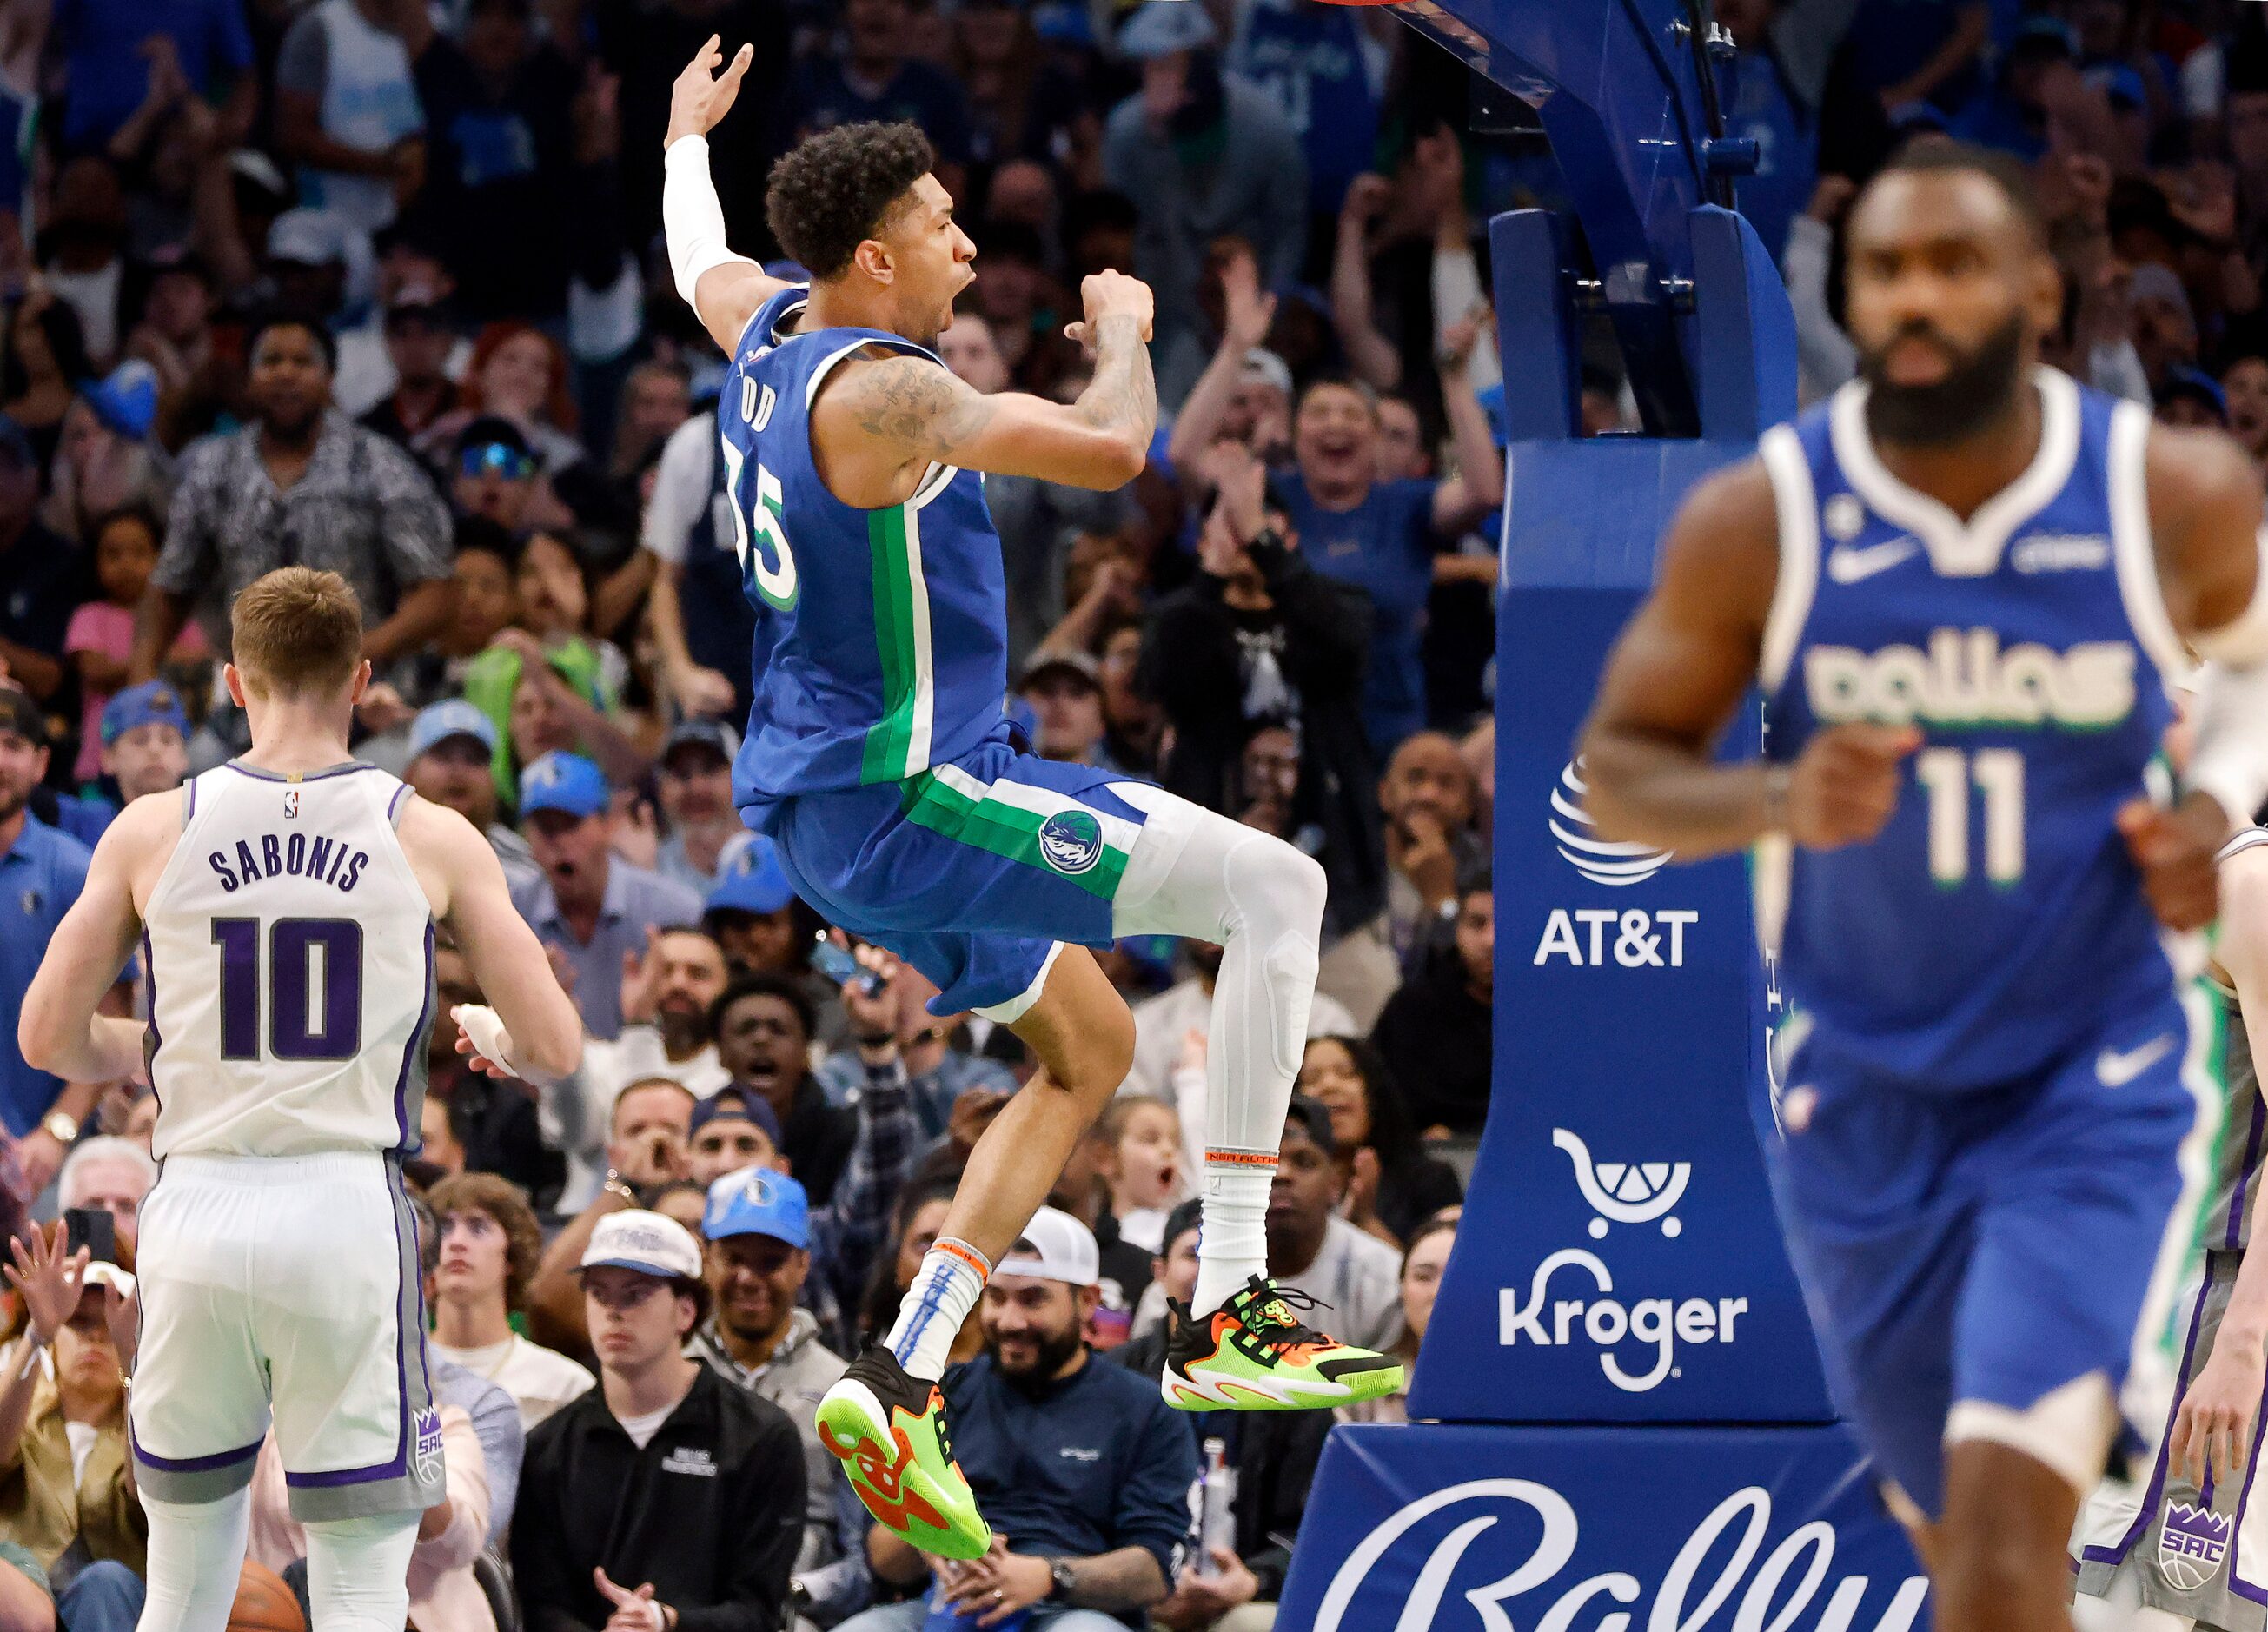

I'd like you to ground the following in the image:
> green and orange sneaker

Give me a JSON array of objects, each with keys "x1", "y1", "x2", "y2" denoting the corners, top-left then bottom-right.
[
  {"x1": 816, "y1": 1347, "x2": 992, "y2": 1560},
  {"x1": 1163, "y1": 1277, "x2": 1405, "y2": 1412}
]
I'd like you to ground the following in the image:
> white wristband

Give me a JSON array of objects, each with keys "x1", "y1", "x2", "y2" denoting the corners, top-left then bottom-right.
[
  {"x1": 451, "y1": 1005, "x2": 542, "y2": 1085},
  {"x1": 664, "y1": 136, "x2": 758, "y2": 308}
]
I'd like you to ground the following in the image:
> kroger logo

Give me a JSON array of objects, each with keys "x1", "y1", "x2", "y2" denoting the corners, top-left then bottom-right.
[
  {"x1": 1550, "y1": 760, "x2": 1672, "y2": 886},
  {"x1": 1501, "y1": 1251, "x2": 1747, "y2": 1391},
  {"x1": 1316, "y1": 1480, "x2": 1929, "y2": 1632},
  {"x1": 1555, "y1": 1129, "x2": 1688, "y2": 1238}
]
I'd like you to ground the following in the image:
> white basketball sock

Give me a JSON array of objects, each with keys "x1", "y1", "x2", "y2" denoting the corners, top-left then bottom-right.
[
  {"x1": 137, "y1": 1490, "x2": 252, "y2": 1632},
  {"x1": 302, "y1": 1511, "x2": 420, "y2": 1632},
  {"x1": 886, "y1": 1237, "x2": 991, "y2": 1380},
  {"x1": 1108, "y1": 785, "x2": 1326, "y2": 1318}
]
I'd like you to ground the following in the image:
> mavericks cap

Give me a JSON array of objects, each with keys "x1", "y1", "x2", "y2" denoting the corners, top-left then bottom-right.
[
  {"x1": 101, "y1": 680, "x2": 188, "y2": 745},
  {"x1": 686, "y1": 1085, "x2": 784, "y2": 1148},
  {"x1": 997, "y1": 1205, "x2": 1100, "y2": 1287},
  {"x1": 580, "y1": 1211, "x2": 703, "y2": 1280},
  {"x1": 706, "y1": 834, "x2": 797, "y2": 915},
  {"x1": 408, "y1": 699, "x2": 498, "y2": 762},
  {"x1": 702, "y1": 1166, "x2": 810, "y2": 1251},
  {"x1": 519, "y1": 752, "x2": 610, "y2": 819}
]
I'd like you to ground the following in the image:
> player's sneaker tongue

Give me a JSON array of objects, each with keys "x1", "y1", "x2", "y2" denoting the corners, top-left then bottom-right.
[
  {"x1": 815, "y1": 1348, "x2": 992, "y2": 1560},
  {"x1": 1161, "y1": 1275, "x2": 1405, "y2": 1412}
]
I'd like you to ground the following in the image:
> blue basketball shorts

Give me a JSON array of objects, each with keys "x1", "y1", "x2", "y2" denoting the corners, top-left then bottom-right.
[
  {"x1": 1771, "y1": 991, "x2": 2210, "y2": 1516},
  {"x1": 759, "y1": 727, "x2": 1162, "y2": 1020}
]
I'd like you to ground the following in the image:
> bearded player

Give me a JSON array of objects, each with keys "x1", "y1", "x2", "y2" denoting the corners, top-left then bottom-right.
[
  {"x1": 18, "y1": 567, "x2": 580, "y2": 1632},
  {"x1": 1580, "y1": 143, "x2": 2268, "y2": 1632},
  {"x1": 658, "y1": 43, "x2": 1400, "y2": 1563}
]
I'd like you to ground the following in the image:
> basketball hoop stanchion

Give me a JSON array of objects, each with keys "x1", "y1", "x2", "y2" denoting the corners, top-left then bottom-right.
[{"x1": 1273, "y1": 3, "x2": 1933, "y2": 1626}]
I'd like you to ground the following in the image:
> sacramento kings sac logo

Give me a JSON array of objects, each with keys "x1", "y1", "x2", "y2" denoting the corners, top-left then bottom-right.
[
  {"x1": 413, "y1": 1408, "x2": 445, "y2": 1486},
  {"x1": 2159, "y1": 1503, "x2": 2232, "y2": 1591},
  {"x1": 1038, "y1": 811, "x2": 1104, "y2": 876}
]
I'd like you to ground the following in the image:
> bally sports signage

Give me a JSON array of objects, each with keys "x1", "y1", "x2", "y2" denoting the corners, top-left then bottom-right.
[{"x1": 1277, "y1": 1426, "x2": 1926, "y2": 1632}]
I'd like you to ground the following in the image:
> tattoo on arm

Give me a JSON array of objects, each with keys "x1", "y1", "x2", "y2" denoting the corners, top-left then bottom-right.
[
  {"x1": 1076, "y1": 314, "x2": 1158, "y2": 443},
  {"x1": 1063, "y1": 1547, "x2": 1167, "y2": 1610},
  {"x1": 847, "y1": 355, "x2": 998, "y2": 459}
]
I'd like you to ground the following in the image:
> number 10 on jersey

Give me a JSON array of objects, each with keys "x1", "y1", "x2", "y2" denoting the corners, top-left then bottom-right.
[{"x1": 1917, "y1": 747, "x2": 2025, "y2": 886}]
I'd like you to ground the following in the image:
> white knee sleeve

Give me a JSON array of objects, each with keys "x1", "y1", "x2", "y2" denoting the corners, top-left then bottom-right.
[
  {"x1": 302, "y1": 1512, "x2": 420, "y2": 1632},
  {"x1": 137, "y1": 1492, "x2": 252, "y2": 1632}
]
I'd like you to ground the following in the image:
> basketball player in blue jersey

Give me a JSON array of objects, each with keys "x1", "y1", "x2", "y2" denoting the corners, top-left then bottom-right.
[
  {"x1": 657, "y1": 42, "x2": 1400, "y2": 1564},
  {"x1": 1580, "y1": 143, "x2": 2268, "y2": 1632}
]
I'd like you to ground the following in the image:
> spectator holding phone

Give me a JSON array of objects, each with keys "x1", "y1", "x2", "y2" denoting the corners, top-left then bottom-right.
[{"x1": 0, "y1": 1221, "x2": 145, "y2": 1632}]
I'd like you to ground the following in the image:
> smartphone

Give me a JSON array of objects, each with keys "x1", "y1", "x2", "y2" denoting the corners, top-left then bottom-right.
[
  {"x1": 812, "y1": 933, "x2": 885, "y2": 998},
  {"x1": 63, "y1": 1207, "x2": 116, "y2": 1266}
]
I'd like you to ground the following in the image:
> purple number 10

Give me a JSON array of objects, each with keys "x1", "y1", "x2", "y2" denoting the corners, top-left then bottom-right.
[{"x1": 212, "y1": 918, "x2": 364, "y2": 1061}]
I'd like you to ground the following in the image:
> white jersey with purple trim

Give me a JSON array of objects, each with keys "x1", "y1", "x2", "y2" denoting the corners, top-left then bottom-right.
[{"x1": 143, "y1": 760, "x2": 435, "y2": 1159}]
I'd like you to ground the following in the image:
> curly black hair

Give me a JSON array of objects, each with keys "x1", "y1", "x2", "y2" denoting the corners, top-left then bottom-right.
[{"x1": 765, "y1": 122, "x2": 938, "y2": 281}]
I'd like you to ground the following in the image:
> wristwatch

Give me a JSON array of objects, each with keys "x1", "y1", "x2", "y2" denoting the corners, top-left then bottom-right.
[
  {"x1": 41, "y1": 1111, "x2": 77, "y2": 1144},
  {"x1": 1045, "y1": 1559, "x2": 1077, "y2": 1602}
]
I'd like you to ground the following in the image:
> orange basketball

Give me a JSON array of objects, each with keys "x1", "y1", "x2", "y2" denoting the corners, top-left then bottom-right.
[{"x1": 229, "y1": 1561, "x2": 305, "y2": 1632}]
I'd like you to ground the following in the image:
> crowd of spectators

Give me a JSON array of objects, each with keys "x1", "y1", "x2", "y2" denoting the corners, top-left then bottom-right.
[{"x1": 4, "y1": 0, "x2": 2220, "y2": 1622}]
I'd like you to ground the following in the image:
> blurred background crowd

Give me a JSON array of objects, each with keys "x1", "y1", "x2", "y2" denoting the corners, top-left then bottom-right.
[{"x1": 0, "y1": 0, "x2": 2234, "y2": 1625}]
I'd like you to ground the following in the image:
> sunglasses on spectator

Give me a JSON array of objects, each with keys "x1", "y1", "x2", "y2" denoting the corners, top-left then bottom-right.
[{"x1": 461, "y1": 442, "x2": 534, "y2": 481}]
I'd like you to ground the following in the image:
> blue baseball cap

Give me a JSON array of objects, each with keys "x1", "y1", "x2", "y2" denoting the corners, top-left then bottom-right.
[
  {"x1": 702, "y1": 1165, "x2": 810, "y2": 1251},
  {"x1": 687, "y1": 1085, "x2": 784, "y2": 1147},
  {"x1": 408, "y1": 699, "x2": 498, "y2": 762},
  {"x1": 518, "y1": 751, "x2": 610, "y2": 819},
  {"x1": 706, "y1": 834, "x2": 796, "y2": 915},
  {"x1": 101, "y1": 680, "x2": 188, "y2": 745},
  {"x1": 82, "y1": 361, "x2": 157, "y2": 442}
]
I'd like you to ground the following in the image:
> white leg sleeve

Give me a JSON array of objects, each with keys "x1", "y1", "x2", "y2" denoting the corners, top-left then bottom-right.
[
  {"x1": 302, "y1": 1513, "x2": 420, "y2": 1632},
  {"x1": 136, "y1": 1491, "x2": 252, "y2": 1632}
]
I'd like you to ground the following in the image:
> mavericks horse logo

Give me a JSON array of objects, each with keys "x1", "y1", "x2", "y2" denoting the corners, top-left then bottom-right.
[
  {"x1": 1555, "y1": 1128, "x2": 1690, "y2": 1238},
  {"x1": 1038, "y1": 811, "x2": 1104, "y2": 876}
]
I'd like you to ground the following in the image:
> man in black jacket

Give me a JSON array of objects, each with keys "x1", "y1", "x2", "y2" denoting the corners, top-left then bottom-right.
[
  {"x1": 512, "y1": 1211, "x2": 806, "y2": 1632},
  {"x1": 1137, "y1": 449, "x2": 1385, "y2": 935}
]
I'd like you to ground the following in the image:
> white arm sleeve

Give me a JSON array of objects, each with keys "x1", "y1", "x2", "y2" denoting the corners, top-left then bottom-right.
[
  {"x1": 2189, "y1": 658, "x2": 2268, "y2": 830},
  {"x1": 664, "y1": 136, "x2": 757, "y2": 308}
]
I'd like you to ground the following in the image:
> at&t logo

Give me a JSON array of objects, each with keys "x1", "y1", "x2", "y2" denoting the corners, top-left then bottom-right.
[
  {"x1": 1316, "y1": 1481, "x2": 1928, "y2": 1632},
  {"x1": 1550, "y1": 760, "x2": 1672, "y2": 886}
]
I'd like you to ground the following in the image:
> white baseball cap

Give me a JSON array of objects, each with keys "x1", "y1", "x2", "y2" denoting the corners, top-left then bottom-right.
[
  {"x1": 996, "y1": 1206, "x2": 1100, "y2": 1288},
  {"x1": 580, "y1": 1211, "x2": 702, "y2": 1281}
]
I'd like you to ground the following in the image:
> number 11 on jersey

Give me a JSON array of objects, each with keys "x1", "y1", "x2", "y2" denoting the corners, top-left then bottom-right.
[{"x1": 1917, "y1": 746, "x2": 2026, "y2": 886}]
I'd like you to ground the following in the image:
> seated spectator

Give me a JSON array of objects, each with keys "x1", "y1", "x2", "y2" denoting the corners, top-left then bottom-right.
[
  {"x1": 427, "y1": 939, "x2": 555, "y2": 1197},
  {"x1": 544, "y1": 926, "x2": 732, "y2": 1212},
  {"x1": 692, "y1": 1171, "x2": 869, "y2": 1628},
  {"x1": 527, "y1": 1079, "x2": 698, "y2": 1351},
  {"x1": 1017, "y1": 653, "x2": 1117, "y2": 768},
  {"x1": 853, "y1": 1178, "x2": 981, "y2": 1360},
  {"x1": 1336, "y1": 1209, "x2": 1457, "y2": 1427},
  {"x1": 476, "y1": 634, "x2": 650, "y2": 806},
  {"x1": 1264, "y1": 1098, "x2": 1403, "y2": 1351},
  {"x1": 1378, "y1": 729, "x2": 1486, "y2": 964},
  {"x1": 1115, "y1": 1198, "x2": 1200, "y2": 1370},
  {"x1": 427, "y1": 1172, "x2": 596, "y2": 1431},
  {"x1": 1296, "y1": 1038, "x2": 1462, "y2": 1247},
  {"x1": 846, "y1": 1209, "x2": 1192, "y2": 1632},
  {"x1": 1096, "y1": 1097, "x2": 1183, "y2": 1254},
  {"x1": 511, "y1": 752, "x2": 706, "y2": 1039},
  {"x1": 53, "y1": 1141, "x2": 155, "y2": 1252},
  {"x1": 81, "y1": 682, "x2": 190, "y2": 828},
  {"x1": 65, "y1": 511, "x2": 204, "y2": 790},
  {"x1": 712, "y1": 976, "x2": 855, "y2": 1208},
  {"x1": 404, "y1": 701, "x2": 540, "y2": 893},
  {"x1": 1370, "y1": 862, "x2": 1492, "y2": 1138},
  {"x1": 686, "y1": 1090, "x2": 784, "y2": 1191},
  {"x1": 812, "y1": 949, "x2": 1016, "y2": 1143},
  {"x1": 405, "y1": 1196, "x2": 526, "y2": 1544},
  {"x1": 1124, "y1": 1203, "x2": 1321, "y2": 1632},
  {"x1": 512, "y1": 1213, "x2": 805, "y2": 1632},
  {"x1": 450, "y1": 322, "x2": 587, "y2": 475},
  {"x1": 1123, "y1": 940, "x2": 1355, "y2": 1107},
  {"x1": 0, "y1": 419, "x2": 79, "y2": 707},
  {"x1": 0, "y1": 1224, "x2": 144, "y2": 1632},
  {"x1": 654, "y1": 720, "x2": 746, "y2": 897},
  {"x1": 651, "y1": 1181, "x2": 709, "y2": 1242},
  {"x1": 358, "y1": 292, "x2": 461, "y2": 452},
  {"x1": 449, "y1": 415, "x2": 540, "y2": 532}
]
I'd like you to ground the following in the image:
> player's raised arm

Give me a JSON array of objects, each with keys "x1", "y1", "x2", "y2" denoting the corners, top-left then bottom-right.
[
  {"x1": 398, "y1": 798, "x2": 582, "y2": 1083},
  {"x1": 1577, "y1": 459, "x2": 1919, "y2": 859},
  {"x1": 663, "y1": 36, "x2": 793, "y2": 355},
  {"x1": 19, "y1": 793, "x2": 174, "y2": 1085},
  {"x1": 819, "y1": 275, "x2": 1157, "y2": 492}
]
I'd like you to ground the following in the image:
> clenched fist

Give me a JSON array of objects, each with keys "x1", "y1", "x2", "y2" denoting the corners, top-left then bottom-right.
[
  {"x1": 1784, "y1": 724, "x2": 1921, "y2": 849},
  {"x1": 1065, "y1": 270, "x2": 1155, "y2": 350}
]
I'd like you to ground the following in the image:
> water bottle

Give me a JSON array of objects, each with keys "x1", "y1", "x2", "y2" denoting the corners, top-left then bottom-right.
[{"x1": 1194, "y1": 1436, "x2": 1237, "y2": 1579}]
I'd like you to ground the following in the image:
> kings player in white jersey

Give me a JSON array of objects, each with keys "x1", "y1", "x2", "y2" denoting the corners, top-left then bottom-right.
[{"x1": 17, "y1": 567, "x2": 580, "y2": 1632}]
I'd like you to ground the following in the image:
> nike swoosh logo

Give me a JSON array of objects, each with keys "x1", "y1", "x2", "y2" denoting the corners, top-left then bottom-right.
[
  {"x1": 2097, "y1": 1032, "x2": 2177, "y2": 1088},
  {"x1": 1826, "y1": 538, "x2": 1921, "y2": 584}
]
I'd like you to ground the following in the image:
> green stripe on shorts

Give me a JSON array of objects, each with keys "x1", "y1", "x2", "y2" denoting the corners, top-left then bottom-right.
[
  {"x1": 862, "y1": 506, "x2": 918, "y2": 785},
  {"x1": 902, "y1": 769, "x2": 1131, "y2": 901}
]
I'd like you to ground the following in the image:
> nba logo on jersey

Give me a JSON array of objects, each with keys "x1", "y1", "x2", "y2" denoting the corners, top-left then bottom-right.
[
  {"x1": 413, "y1": 1407, "x2": 444, "y2": 1484},
  {"x1": 282, "y1": 789, "x2": 300, "y2": 819},
  {"x1": 2158, "y1": 1503, "x2": 2230, "y2": 1590}
]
